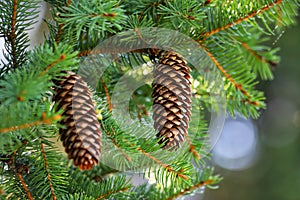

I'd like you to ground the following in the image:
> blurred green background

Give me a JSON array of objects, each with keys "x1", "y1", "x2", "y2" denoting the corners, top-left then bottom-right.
[{"x1": 204, "y1": 15, "x2": 300, "y2": 200}]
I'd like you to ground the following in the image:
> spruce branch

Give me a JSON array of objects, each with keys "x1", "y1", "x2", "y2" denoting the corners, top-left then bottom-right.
[
  {"x1": 240, "y1": 42, "x2": 277, "y2": 68},
  {"x1": 135, "y1": 146, "x2": 188, "y2": 180},
  {"x1": 55, "y1": 0, "x2": 127, "y2": 40},
  {"x1": 100, "y1": 105, "x2": 191, "y2": 181},
  {"x1": 0, "y1": 112, "x2": 61, "y2": 134},
  {"x1": 200, "y1": 0, "x2": 285, "y2": 39},
  {"x1": 0, "y1": 0, "x2": 38, "y2": 75},
  {"x1": 105, "y1": 128, "x2": 132, "y2": 162},
  {"x1": 166, "y1": 179, "x2": 213, "y2": 200},
  {"x1": 185, "y1": 133, "x2": 200, "y2": 160},
  {"x1": 40, "y1": 54, "x2": 67, "y2": 76},
  {"x1": 203, "y1": 46, "x2": 252, "y2": 101},
  {"x1": 40, "y1": 142, "x2": 57, "y2": 200},
  {"x1": 69, "y1": 171, "x2": 131, "y2": 199},
  {"x1": 54, "y1": 0, "x2": 72, "y2": 44}
]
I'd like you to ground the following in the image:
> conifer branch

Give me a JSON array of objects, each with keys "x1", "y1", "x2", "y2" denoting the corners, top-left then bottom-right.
[
  {"x1": 55, "y1": 1, "x2": 72, "y2": 44},
  {"x1": 203, "y1": 46, "x2": 254, "y2": 101},
  {"x1": 40, "y1": 142, "x2": 57, "y2": 200},
  {"x1": 135, "y1": 146, "x2": 188, "y2": 180},
  {"x1": 16, "y1": 173, "x2": 34, "y2": 200},
  {"x1": 40, "y1": 54, "x2": 66, "y2": 76},
  {"x1": 200, "y1": 0, "x2": 283, "y2": 38},
  {"x1": 185, "y1": 133, "x2": 200, "y2": 160},
  {"x1": 188, "y1": 142, "x2": 200, "y2": 160},
  {"x1": 107, "y1": 128, "x2": 132, "y2": 162},
  {"x1": 0, "y1": 113, "x2": 61, "y2": 134},
  {"x1": 166, "y1": 179, "x2": 213, "y2": 200},
  {"x1": 240, "y1": 42, "x2": 277, "y2": 68},
  {"x1": 134, "y1": 28, "x2": 151, "y2": 47},
  {"x1": 95, "y1": 187, "x2": 129, "y2": 200}
]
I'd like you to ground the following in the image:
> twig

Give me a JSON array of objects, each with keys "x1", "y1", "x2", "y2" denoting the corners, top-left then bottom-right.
[
  {"x1": 185, "y1": 133, "x2": 200, "y2": 160},
  {"x1": 55, "y1": 1, "x2": 72, "y2": 44},
  {"x1": 241, "y1": 98, "x2": 260, "y2": 106},
  {"x1": 39, "y1": 54, "x2": 66, "y2": 76},
  {"x1": 102, "y1": 79, "x2": 113, "y2": 112},
  {"x1": 203, "y1": 46, "x2": 251, "y2": 98},
  {"x1": 55, "y1": 24, "x2": 64, "y2": 44},
  {"x1": 136, "y1": 147, "x2": 188, "y2": 180},
  {"x1": 77, "y1": 49, "x2": 144, "y2": 57},
  {"x1": 107, "y1": 128, "x2": 132, "y2": 162},
  {"x1": 10, "y1": 0, "x2": 18, "y2": 69},
  {"x1": 241, "y1": 42, "x2": 277, "y2": 68},
  {"x1": 16, "y1": 173, "x2": 34, "y2": 200},
  {"x1": 0, "y1": 113, "x2": 61, "y2": 134},
  {"x1": 200, "y1": 0, "x2": 283, "y2": 39},
  {"x1": 167, "y1": 179, "x2": 213, "y2": 200},
  {"x1": 40, "y1": 142, "x2": 56, "y2": 200}
]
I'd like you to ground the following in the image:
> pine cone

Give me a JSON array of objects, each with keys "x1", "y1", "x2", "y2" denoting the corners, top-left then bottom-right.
[
  {"x1": 152, "y1": 51, "x2": 192, "y2": 149},
  {"x1": 53, "y1": 72, "x2": 101, "y2": 170}
]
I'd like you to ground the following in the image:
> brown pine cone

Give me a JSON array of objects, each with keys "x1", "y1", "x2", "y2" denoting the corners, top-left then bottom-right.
[
  {"x1": 53, "y1": 72, "x2": 101, "y2": 170},
  {"x1": 152, "y1": 51, "x2": 192, "y2": 149}
]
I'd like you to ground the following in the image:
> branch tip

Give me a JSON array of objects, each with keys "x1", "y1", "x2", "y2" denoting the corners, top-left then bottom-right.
[{"x1": 200, "y1": 0, "x2": 283, "y2": 38}]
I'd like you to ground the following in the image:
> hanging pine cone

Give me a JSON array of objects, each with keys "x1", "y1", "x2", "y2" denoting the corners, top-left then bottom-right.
[
  {"x1": 53, "y1": 72, "x2": 101, "y2": 170},
  {"x1": 152, "y1": 51, "x2": 192, "y2": 149}
]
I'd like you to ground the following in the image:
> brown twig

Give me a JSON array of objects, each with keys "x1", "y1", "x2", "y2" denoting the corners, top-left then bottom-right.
[
  {"x1": 184, "y1": 133, "x2": 200, "y2": 160},
  {"x1": 102, "y1": 79, "x2": 113, "y2": 112},
  {"x1": 92, "y1": 13, "x2": 117, "y2": 18},
  {"x1": 200, "y1": 0, "x2": 283, "y2": 39},
  {"x1": 203, "y1": 46, "x2": 251, "y2": 98},
  {"x1": 241, "y1": 98, "x2": 260, "y2": 106},
  {"x1": 134, "y1": 28, "x2": 155, "y2": 48},
  {"x1": 95, "y1": 187, "x2": 129, "y2": 200},
  {"x1": 10, "y1": 0, "x2": 18, "y2": 69},
  {"x1": 55, "y1": 1, "x2": 72, "y2": 44},
  {"x1": 77, "y1": 48, "x2": 145, "y2": 57},
  {"x1": 227, "y1": 95, "x2": 260, "y2": 107},
  {"x1": 136, "y1": 147, "x2": 188, "y2": 180},
  {"x1": 0, "y1": 113, "x2": 61, "y2": 134},
  {"x1": 40, "y1": 142, "x2": 56, "y2": 200},
  {"x1": 55, "y1": 24, "x2": 64, "y2": 44},
  {"x1": 107, "y1": 128, "x2": 132, "y2": 162},
  {"x1": 167, "y1": 179, "x2": 213, "y2": 200},
  {"x1": 16, "y1": 173, "x2": 34, "y2": 200},
  {"x1": 40, "y1": 54, "x2": 66, "y2": 76},
  {"x1": 241, "y1": 42, "x2": 277, "y2": 68}
]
